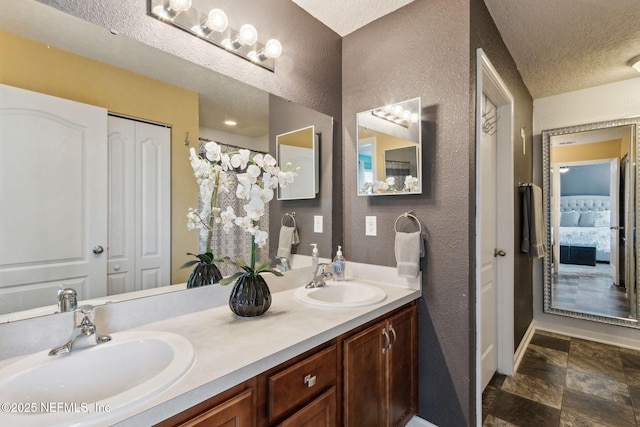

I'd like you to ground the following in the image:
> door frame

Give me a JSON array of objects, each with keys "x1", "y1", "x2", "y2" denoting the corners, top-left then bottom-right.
[{"x1": 475, "y1": 49, "x2": 515, "y2": 423}]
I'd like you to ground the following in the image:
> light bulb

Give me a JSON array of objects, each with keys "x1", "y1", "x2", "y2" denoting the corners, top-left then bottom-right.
[
  {"x1": 237, "y1": 24, "x2": 258, "y2": 46},
  {"x1": 206, "y1": 9, "x2": 228, "y2": 32},
  {"x1": 169, "y1": 0, "x2": 192, "y2": 13},
  {"x1": 263, "y1": 39, "x2": 282, "y2": 59}
]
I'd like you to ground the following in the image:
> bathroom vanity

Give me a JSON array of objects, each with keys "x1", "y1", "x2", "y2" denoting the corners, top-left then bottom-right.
[
  {"x1": 156, "y1": 303, "x2": 417, "y2": 427},
  {"x1": 0, "y1": 263, "x2": 421, "y2": 427}
]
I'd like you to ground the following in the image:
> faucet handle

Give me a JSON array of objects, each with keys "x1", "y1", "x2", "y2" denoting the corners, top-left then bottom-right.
[
  {"x1": 57, "y1": 287, "x2": 77, "y2": 312},
  {"x1": 74, "y1": 305, "x2": 95, "y2": 327}
]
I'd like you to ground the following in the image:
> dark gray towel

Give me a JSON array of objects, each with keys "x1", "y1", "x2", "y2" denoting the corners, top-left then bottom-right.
[{"x1": 521, "y1": 185, "x2": 546, "y2": 258}]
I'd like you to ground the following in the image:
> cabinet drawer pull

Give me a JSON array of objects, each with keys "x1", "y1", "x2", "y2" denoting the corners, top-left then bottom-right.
[
  {"x1": 382, "y1": 328, "x2": 391, "y2": 353},
  {"x1": 304, "y1": 374, "x2": 317, "y2": 387},
  {"x1": 388, "y1": 324, "x2": 397, "y2": 349}
]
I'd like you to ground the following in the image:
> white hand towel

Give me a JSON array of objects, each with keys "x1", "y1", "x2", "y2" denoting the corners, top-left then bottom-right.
[
  {"x1": 395, "y1": 231, "x2": 423, "y2": 278},
  {"x1": 276, "y1": 225, "x2": 299, "y2": 258}
]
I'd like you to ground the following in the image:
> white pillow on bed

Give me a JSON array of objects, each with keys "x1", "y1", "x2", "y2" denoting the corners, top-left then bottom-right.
[
  {"x1": 560, "y1": 211, "x2": 580, "y2": 227},
  {"x1": 593, "y1": 210, "x2": 610, "y2": 227},
  {"x1": 578, "y1": 211, "x2": 595, "y2": 227}
]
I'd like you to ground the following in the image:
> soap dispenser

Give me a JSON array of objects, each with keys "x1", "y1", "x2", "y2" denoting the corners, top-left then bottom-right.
[
  {"x1": 333, "y1": 246, "x2": 346, "y2": 281},
  {"x1": 311, "y1": 244, "x2": 319, "y2": 268}
]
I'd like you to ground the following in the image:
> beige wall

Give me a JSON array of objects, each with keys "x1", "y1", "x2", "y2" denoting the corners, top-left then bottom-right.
[
  {"x1": 0, "y1": 29, "x2": 199, "y2": 284},
  {"x1": 551, "y1": 138, "x2": 624, "y2": 163}
]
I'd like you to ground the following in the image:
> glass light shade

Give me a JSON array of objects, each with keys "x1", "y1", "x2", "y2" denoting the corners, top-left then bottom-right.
[
  {"x1": 263, "y1": 39, "x2": 283, "y2": 59},
  {"x1": 169, "y1": 0, "x2": 192, "y2": 12},
  {"x1": 238, "y1": 24, "x2": 258, "y2": 46},
  {"x1": 206, "y1": 9, "x2": 228, "y2": 32}
]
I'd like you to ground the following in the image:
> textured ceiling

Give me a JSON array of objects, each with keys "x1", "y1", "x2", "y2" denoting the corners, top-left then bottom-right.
[
  {"x1": 483, "y1": 0, "x2": 640, "y2": 99},
  {"x1": 291, "y1": 0, "x2": 416, "y2": 36}
]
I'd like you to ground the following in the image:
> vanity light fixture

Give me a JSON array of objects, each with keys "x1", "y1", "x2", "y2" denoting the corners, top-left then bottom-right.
[
  {"x1": 152, "y1": 0, "x2": 192, "y2": 20},
  {"x1": 372, "y1": 104, "x2": 420, "y2": 128},
  {"x1": 149, "y1": 0, "x2": 282, "y2": 71},
  {"x1": 629, "y1": 55, "x2": 640, "y2": 73}
]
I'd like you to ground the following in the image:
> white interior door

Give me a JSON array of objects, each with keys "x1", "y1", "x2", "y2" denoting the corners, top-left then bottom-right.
[
  {"x1": 107, "y1": 115, "x2": 170, "y2": 294},
  {"x1": 479, "y1": 95, "x2": 499, "y2": 391},
  {"x1": 0, "y1": 84, "x2": 108, "y2": 313},
  {"x1": 609, "y1": 158, "x2": 620, "y2": 285}
]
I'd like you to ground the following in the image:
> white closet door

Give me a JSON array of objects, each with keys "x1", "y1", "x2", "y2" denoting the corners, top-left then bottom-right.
[
  {"x1": 0, "y1": 84, "x2": 108, "y2": 313},
  {"x1": 107, "y1": 116, "x2": 170, "y2": 294}
]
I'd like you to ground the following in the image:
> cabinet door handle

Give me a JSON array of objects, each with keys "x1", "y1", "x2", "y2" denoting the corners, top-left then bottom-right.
[
  {"x1": 388, "y1": 324, "x2": 397, "y2": 349},
  {"x1": 304, "y1": 374, "x2": 317, "y2": 387},
  {"x1": 382, "y1": 328, "x2": 391, "y2": 354}
]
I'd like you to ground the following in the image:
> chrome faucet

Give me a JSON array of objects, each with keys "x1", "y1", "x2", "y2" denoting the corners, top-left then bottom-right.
[
  {"x1": 49, "y1": 305, "x2": 111, "y2": 356},
  {"x1": 306, "y1": 263, "x2": 333, "y2": 288},
  {"x1": 57, "y1": 287, "x2": 77, "y2": 312},
  {"x1": 276, "y1": 257, "x2": 290, "y2": 272}
]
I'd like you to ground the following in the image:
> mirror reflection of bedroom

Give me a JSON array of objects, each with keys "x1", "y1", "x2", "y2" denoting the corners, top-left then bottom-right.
[{"x1": 550, "y1": 125, "x2": 636, "y2": 320}]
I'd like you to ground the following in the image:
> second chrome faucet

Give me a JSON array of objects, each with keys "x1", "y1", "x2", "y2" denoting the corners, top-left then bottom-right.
[{"x1": 49, "y1": 305, "x2": 111, "y2": 356}]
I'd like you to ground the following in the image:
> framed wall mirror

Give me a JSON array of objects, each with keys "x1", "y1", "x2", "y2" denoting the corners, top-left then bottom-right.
[
  {"x1": 357, "y1": 97, "x2": 421, "y2": 195},
  {"x1": 542, "y1": 117, "x2": 640, "y2": 327},
  {"x1": 276, "y1": 126, "x2": 319, "y2": 200}
]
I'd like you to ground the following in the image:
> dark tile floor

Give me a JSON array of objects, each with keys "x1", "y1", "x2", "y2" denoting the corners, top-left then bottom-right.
[{"x1": 482, "y1": 330, "x2": 640, "y2": 426}]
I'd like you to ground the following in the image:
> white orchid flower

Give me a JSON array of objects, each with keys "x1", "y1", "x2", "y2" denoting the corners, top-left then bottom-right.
[
  {"x1": 231, "y1": 149, "x2": 251, "y2": 169},
  {"x1": 204, "y1": 141, "x2": 222, "y2": 162},
  {"x1": 277, "y1": 170, "x2": 295, "y2": 187},
  {"x1": 254, "y1": 229, "x2": 268, "y2": 247},
  {"x1": 247, "y1": 164, "x2": 261, "y2": 180},
  {"x1": 243, "y1": 197, "x2": 265, "y2": 221}
]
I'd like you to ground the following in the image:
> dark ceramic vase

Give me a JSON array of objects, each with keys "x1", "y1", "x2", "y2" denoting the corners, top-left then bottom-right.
[
  {"x1": 186, "y1": 262, "x2": 222, "y2": 288},
  {"x1": 228, "y1": 274, "x2": 272, "y2": 317}
]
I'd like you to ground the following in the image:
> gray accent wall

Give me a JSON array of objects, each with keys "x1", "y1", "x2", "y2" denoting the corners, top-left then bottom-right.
[
  {"x1": 343, "y1": 1, "x2": 473, "y2": 424},
  {"x1": 471, "y1": 0, "x2": 534, "y2": 354}
]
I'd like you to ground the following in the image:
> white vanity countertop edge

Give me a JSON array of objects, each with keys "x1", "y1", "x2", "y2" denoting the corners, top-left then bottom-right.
[{"x1": 113, "y1": 281, "x2": 421, "y2": 426}]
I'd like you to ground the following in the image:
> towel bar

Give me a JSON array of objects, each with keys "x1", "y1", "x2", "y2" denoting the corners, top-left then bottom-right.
[
  {"x1": 281, "y1": 212, "x2": 296, "y2": 227},
  {"x1": 394, "y1": 211, "x2": 422, "y2": 233}
]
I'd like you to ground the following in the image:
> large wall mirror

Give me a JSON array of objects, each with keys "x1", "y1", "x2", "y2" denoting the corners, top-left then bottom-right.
[
  {"x1": 543, "y1": 117, "x2": 640, "y2": 327},
  {"x1": 0, "y1": 1, "x2": 333, "y2": 323},
  {"x1": 357, "y1": 98, "x2": 422, "y2": 195}
]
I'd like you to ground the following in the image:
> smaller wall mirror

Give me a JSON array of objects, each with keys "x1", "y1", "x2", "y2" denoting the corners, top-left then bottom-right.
[
  {"x1": 357, "y1": 97, "x2": 422, "y2": 196},
  {"x1": 277, "y1": 125, "x2": 319, "y2": 200}
]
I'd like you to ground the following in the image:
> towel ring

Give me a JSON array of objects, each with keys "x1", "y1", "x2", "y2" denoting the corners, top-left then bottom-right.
[
  {"x1": 281, "y1": 212, "x2": 296, "y2": 227},
  {"x1": 394, "y1": 212, "x2": 422, "y2": 233}
]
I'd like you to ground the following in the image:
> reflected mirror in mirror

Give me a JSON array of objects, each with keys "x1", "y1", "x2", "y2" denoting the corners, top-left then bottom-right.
[
  {"x1": 277, "y1": 126, "x2": 319, "y2": 200},
  {"x1": 357, "y1": 97, "x2": 421, "y2": 196},
  {"x1": 0, "y1": 1, "x2": 334, "y2": 323},
  {"x1": 543, "y1": 117, "x2": 639, "y2": 328}
]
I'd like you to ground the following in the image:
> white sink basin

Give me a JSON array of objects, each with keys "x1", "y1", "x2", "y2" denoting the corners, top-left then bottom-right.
[
  {"x1": 294, "y1": 281, "x2": 387, "y2": 308},
  {"x1": 0, "y1": 330, "x2": 195, "y2": 426}
]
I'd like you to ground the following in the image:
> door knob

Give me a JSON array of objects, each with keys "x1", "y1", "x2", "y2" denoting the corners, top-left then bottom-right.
[
  {"x1": 494, "y1": 249, "x2": 506, "y2": 257},
  {"x1": 92, "y1": 246, "x2": 105, "y2": 255}
]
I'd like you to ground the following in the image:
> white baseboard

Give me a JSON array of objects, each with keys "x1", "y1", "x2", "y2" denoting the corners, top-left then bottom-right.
[
  {"x1": 512, "y1": 320, "x2": 536, "y2": 373},
  {"x1": 407, "y1": 415, "x2": 438, "y2": 427}
]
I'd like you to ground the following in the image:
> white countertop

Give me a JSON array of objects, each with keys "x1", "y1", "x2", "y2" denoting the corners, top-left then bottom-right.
[{"x1": 0, "y1": 261, "x2": 422, "y2": 427}]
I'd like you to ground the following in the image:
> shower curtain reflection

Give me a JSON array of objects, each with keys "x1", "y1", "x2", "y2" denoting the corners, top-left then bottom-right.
[{"x1": 198, "y1": 141, "x2": 269, "y2": 277}]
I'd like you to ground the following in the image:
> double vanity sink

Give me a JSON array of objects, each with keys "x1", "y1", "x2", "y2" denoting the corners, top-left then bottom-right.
[{"x1": 0, "y1": 270, "x2": 418, "y2": 426}]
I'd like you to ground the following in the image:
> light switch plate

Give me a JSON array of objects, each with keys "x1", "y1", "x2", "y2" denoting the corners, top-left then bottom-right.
[
  {"x1": 314, "y1": 215, "x2": 323, "y2": 233},
  {"x1": 365, "y1": 216, "x2": 377, "y2": 236}
]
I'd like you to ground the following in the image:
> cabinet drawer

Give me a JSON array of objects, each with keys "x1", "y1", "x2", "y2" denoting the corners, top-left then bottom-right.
[{"x1": 268, "y1": 345, "x2": 337, "y2": 422}]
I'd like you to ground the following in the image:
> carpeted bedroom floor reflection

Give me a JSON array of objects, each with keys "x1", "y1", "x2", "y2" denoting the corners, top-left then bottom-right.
[
  {"x1": 552, "y1": 262, "x2": 631, "y2": 319},
  {"x1": 482, "y1": 331, "x2": 640, "y2": 426}
]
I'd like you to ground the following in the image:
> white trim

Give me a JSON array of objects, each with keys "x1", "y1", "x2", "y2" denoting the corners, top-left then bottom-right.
[
  {"x1": 475, "y1": 48, "x2": 515, "y2": 427},
  {"x1": 535, "y1": 322, "x2": 640, "y2": 351},
  {"x1": 513, "y1": 321, "x2": 536, "y2": 373},
  {"x1": 407, "y1": 415, "x2": 438, "y2": 427}
]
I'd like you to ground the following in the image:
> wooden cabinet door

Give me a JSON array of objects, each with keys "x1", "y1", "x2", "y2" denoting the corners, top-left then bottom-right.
[
  {"x1": 278, "y1": 387, "x2": 336, "y2": 427},
  {"x1": 343, "y1": 321, "x2": 386, "y2": 427},
  {"x1": 178, "y1": 388, "x2": 254, "y2": 427},
  {"x1": 387, "y1": 307, "x2": 417, "y2": 427}
]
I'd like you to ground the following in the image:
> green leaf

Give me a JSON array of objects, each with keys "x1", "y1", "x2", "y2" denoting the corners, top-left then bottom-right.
[
  {"x1": 261, "y1": 268, "x2": 284, "y2": 277},
  {"x1": 219, "y1": 272, "x2": 245, "y2": 286},
  {"x1": 254, "y1": 259, "x2": 273, "y2": 274},
  {"x1": 179, "y1": 259, "x2": 200, "y2": 269}
]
